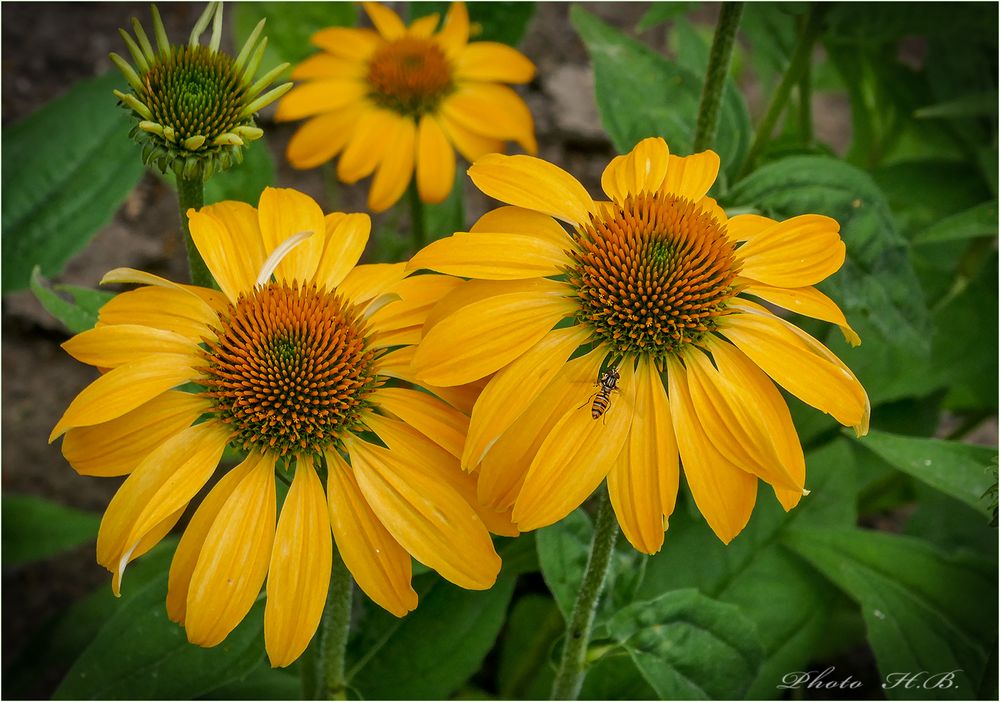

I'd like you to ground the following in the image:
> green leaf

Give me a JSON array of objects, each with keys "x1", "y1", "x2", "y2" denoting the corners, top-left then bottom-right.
[
  {"x1": 913, "y1": 200, "x2": 998, "y2": 244},
  {"x1": 906, "y1": 482, "x2": 999, "y2": 557},
  {"x1": 203, "y1": 138, "x2": 276, "y2": 206},
  {"x1": 410, "y1": 2, "x2": 536, "y2": 47},
  {"x1": 855, "y1": 430, "x2": 997, "y2": 518},
  {"x1": 1, "y1": 71, "x2": 145, "y2": 293},
  {"x1": 784, "y1": 528, "x2": 998, "y2": 700},
  {"x1": 635, "y1": 2, "x2": 698, "y2": 32},
  {"x1": 55, "y1": 572, "x2": 265, "y2": 700},
  {"x1": 571, "y1": 6, "x2": 751, "y2": 181},
  {"x1": 915, "y1": 91, "x2": 1000, "y2": 120},
  {"x1": 232, "y1": 2, "x2": 358, "y2": 69},
  {"x1": 497, "y1": 595, "x2": 562, "y2": 699},
  {"x1": 579, "y1": 652, "x2": 657, "y2": 700},
  {"x1": 726, "y1": 155, "x2": 932, "y2": 404},
  {"x1": 536, "y1": 507, "x2": 591, "y2": 621},
  {"x1": 1, "y1": 494, "x2": 101, "y2": 566},
  {"x1": 199, "y1": 666, "x2": 300, "y2": 700},
  {"x1": 605, "y1": 589, "x2": 764, "y2": 699},
  {"x1": 347, "y1": 569, "x2": 517, "y2": 699},
  {"x1": 29, "y1": 266, "x2": 114, "y2": 334}
]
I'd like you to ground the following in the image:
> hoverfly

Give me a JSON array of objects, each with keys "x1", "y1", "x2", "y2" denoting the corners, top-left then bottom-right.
[{"x1": 588, "y1": 365, "x2": 621, "y2": 421}]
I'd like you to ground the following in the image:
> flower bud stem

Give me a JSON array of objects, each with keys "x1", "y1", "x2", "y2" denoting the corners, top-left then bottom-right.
[
  {"x1": 692, "y1": 2, "x2": 744, "y2": 154},
  {"x1": 323, "y1": 544, "x2": 354, "y2": 701},
  {"x1": 408, "y1": 182, "x2": 426, "y2": 252},
  {"x1": 550, "y1": 486, "x2": 619, "y2": 700},
  {"x1": 176, "y1": 175, "x2": 213, "y2": 288}
]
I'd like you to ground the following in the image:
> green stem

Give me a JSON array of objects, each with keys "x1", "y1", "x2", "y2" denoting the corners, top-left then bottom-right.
[
  {"x1": 323, "y1": 546, "x2": 354, "y2": 701},
  {"x1": 692, "y1": 2, "x2": 745, "y2": 153},
  {"x1": 738, "y1": 3, "x2": 825, "y2": 178},
  {"x1": 550, "y1": 487, "x2": 619, "y2": 700},
  {"x1": 176, "y1": 175, "x2": 213, "y2": 288},
  {"x1": 408, "y1": 182, "x2": 426, "y2": 253}
]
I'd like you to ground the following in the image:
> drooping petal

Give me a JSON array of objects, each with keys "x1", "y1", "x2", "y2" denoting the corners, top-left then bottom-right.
[
  {"x1": 464, "y1": 324, "x2": 591, "y2": 470},
  {"x1": 408, "y1": 231, "x2": 569, "y2": 280},
  {"x1": 326, "y1": 450, "x2": 417, "y2": 617},
  {"x1": 363, "y1": 1, "x2": 406, "y2": 40},
  {"x1": 600, "y1": 137, "x2": 669, "y2": 202},
  {"x1": 95, "y1": 421, "x2": 229, "y2": 593},
  {"x1": 50, "y1": 354, "x2": 200, "y2": 441},
  {"x1": 416, "y1": 115, "x2": 456, "y2": 204},
  {"x1": 310, "y1": 27, "x2": 381, "y2": 60},
  {"x1": 665, "y1": 355, "x2": 757, "y2": 544},
  {"x1": 184, "y1": 453, "x2": 276, "y2": 647},
  {"x1": 62, "y1": 391, "x2": 209, "y2": 477},
  {"x1": 97, "y1": 286, "x2": 218, "y2": 340},
  {"x1": 742, "y1": 282, "x2": 861, "y2": 347},
  {"x1": 274, "y1": 80, "x2": 369, "y2": 122},
  {"x1": 314, "y1": 213, "x2": 371, "y2": 290},
  {"x1": 661, "y1": 151, "x2": 721, "y2": 201},
  {"x1": 412, "y1": 280, "x2": 576, "y2": 386},
  {"x1": 454, "y1": 42, "x2": 535, "y2": 83},
  {"x1": 368, "y1": 115, "x2": 416, "y2": 213},
  {"x1": 286, "y1": 106, "x2": 364, "y2": 170},
  {"x1": 513, "y1": 359, "x2": 636, "y2": 531},
  {"x1": 61, "y1": 324, "x2": 195, "y2": 368},
  {"x1": 167, "y1": 454, "x2": 259, "y2": 624},
  {"x1": 373, "y1": 387, "x2": 469, "y2": 459},
  {"x1": 736, "y1": 214, "x2": 845, "y2": 288},
  {"x1": 265, "y1": 457, "x2": 333, "y2": 668},
  {"x1": 719, "y1": 305, "x2": 869, "y2": 435},
  {"x1": 348, "y1": 435, "x2": 501, "y2": 589},
  {"x1": 442, "y1": 85, "x2": 536, "y2": 153},
  {"x1": 257, "y1": 187, "x2": 327, "y2": 285},
  {"x1": 337, "y1": 107, "x2": 396, "y2": 183},
  {"x1": 470, "y1": 205, "x2": 571, "y2": 246},
  {"x1": 468, "y1": 154, "x2": 595, "y2": 226},
  {"x1": 435, "y1": 1, "x2": 469, "y2": 57},
  {"x1": 188, "y1": 201, "x2": 267, "y2": 302},
  {"x1": 438, "y1": 112, "x2": 504, "y2": 164},
  {"x1": 607, "y1": 356, "x2": 678, "y2": 554}
]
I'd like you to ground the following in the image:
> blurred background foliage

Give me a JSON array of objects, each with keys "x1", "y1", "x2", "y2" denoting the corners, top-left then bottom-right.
[{"x1": 2, "y1": 2, "x2": 997, "y2": 699}]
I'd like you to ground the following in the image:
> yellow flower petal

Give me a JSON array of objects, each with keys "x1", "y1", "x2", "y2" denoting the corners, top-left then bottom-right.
[
  {"x1": 665, "y1": 355, "x2": 757, "y2": 544},
  {"x1": 187, "y1": 201, "x2": 266, "y2": 303},
  {"x1": 314, "y1": 212, "x2": 371, "y2": 290},
  {"x1": 441, "y1": 84, "x2": 536, "y2": 153},
  {"x1": 699, "y1": 195, "x2": 729, "y2": 225},
  {"x1": 337, "y1": 107, "x2": 396, "y2": 183},
  {"x1": 97, "y1": 286, "x2": 217, "y2": 340},
  {"x1": 50, "y1": 354, "x2": 200, "y2": 441},
  {"x1": 513, "y1": 358, "x2": 636, "y2": 531},
  {"x1": 368, "y1": 115, "x2": 416, "y2": 213},
  {"x1": 438, "y1": 112, "x2": 504, "y2": 164},
  {"x1": 286, "y1": 106, "x2": 364, "y2": 170},
  {"x1": 185, "y1": 453, "x2": 276, "y2": 647},
  {"x1": 291, "y1": 54, "x2": 367, "y2": 81},
  {"x1": 464, "y1": 324, "x2": 591, "y2": 470},
  {"x1": 607, "y1": 356, "x2": 678, "y2": 555},
  {"x1": 478, "y1": 348, "x2": 604, "y2": 511},
  {"x1": 326, "y1": 449, "x2": 417, "y2": 617},
  {"x1": 373, "y1": 387, "x2": 469, "y2": 459},
  {"x1": 417, "y1": 115, "x2": 456, "y2": 204},
  {"x1": 167, "y1": 454, "x2": 259, "y2": 624},
  {"x1": 370, "y1": 274, "x2": 463, "y2": 337},
  {"x1": 413, "y1": 280, "x2": 576, "y2": 386},
  {"x1": 348, "y1": 435, "x2": 501, "y2": 590},
  {"x1": 454, "y1": 42, "x2": 535, "y2": 83},
  {"x1": 737, "y1": 214, "x2": 845, "y2": 288},
  {"x1": 468, "y1": 154, "x2": 595, "y2": 226},
  {"x1": 257, "y1": 187, "x2": 327, "y2": 285},
  {"x1": 62, "y1": 391, "x2": 208, "y2": 477},
  {"x1": 720, "y1": 305, "x2": 870, "y2": 435},
  {"x1": 310, "y1": 27, "x2": 381, "y2": 60},
  {"x1": 470, "y1": 205, "x2": 570, "y2": 247},
  {"x1": 265, "y1": 457, "x2": 333, "y2": 668},
  {"x1": 408, "y1": 12, "x2": 440, "y2": 37},
  {"x1": 661, "y1": 150, "x2": 721, "y2": 201},
  {"x1": 274, "y1": 79, "x2": 368, "y2": 122},
  {"x1": 101, "y1": 269, "x2": 225, "y2": 319},
  {"x1": 338, "y1": 263, "x2": 408, "y2": 306},
  {"x1": 96, "y1": 421, "x2": 228, "y2": 593},
  {"x1": 742, "y1": 282, "x2": 861, "y2": 347},
  {"x1": 600, "y1": 137, "x2": 669, "y2": 202},
  {"x1": 435, "y1": 1, "x2": 469, "y2": 56},
  {"x1": 62, "y1": 324, "x2": 195, "y2": 368},
  {"x1": 726, "y1": 213, "x2": 774, "y2": 242},
  {"x1": 363, "y1": 2, "x2": 406, "y2": 39},
  {"x1": 422, "y1": 278, "x2": 546, "y2": 334},
  {"x1": 408, "y1": 231, "x2": 569, "y2": 280}
]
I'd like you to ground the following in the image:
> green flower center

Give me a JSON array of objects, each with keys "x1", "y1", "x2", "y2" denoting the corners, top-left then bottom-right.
[
  {"x1": 367, "y1": 37, "x2": 455, "y2": 117},
  {"x1": 201, "y1": 282, "x2": 380, "y2": 457},
  {"x1": 568, "y1": 193, "x2": 741, "y2": 359}
]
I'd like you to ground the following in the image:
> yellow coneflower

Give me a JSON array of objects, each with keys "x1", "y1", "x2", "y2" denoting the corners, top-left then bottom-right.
[
  {"x1": 275, "y1": 1, "x2": 536, "y2": 212},
  {"x1": 50, "y1": 187, "x2": 506, "y2": 667},
  {"x1": 408, "y1": 137, "x2": 870, "y2": 552}
]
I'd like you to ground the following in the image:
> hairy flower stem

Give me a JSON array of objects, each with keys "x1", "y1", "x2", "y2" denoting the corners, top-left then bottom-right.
[
  {"x1": 176, "y1": 176, "x2": 213, "y2": 287},
  {"x1": 323, "y1": 545, "x2": 354, "y2": 701},
  {"x1": 408, "y1": 182, "x2": 426, "y2": 253},
  {"x1": 738, "y1": 3, "x2": 825, "y2": 178},
  {"x1": 692, "y1": 2, "x2": 744, "y2": 153},
  {"x1": 550, "y1": 487, "x2": 619, "y2": 700}
]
